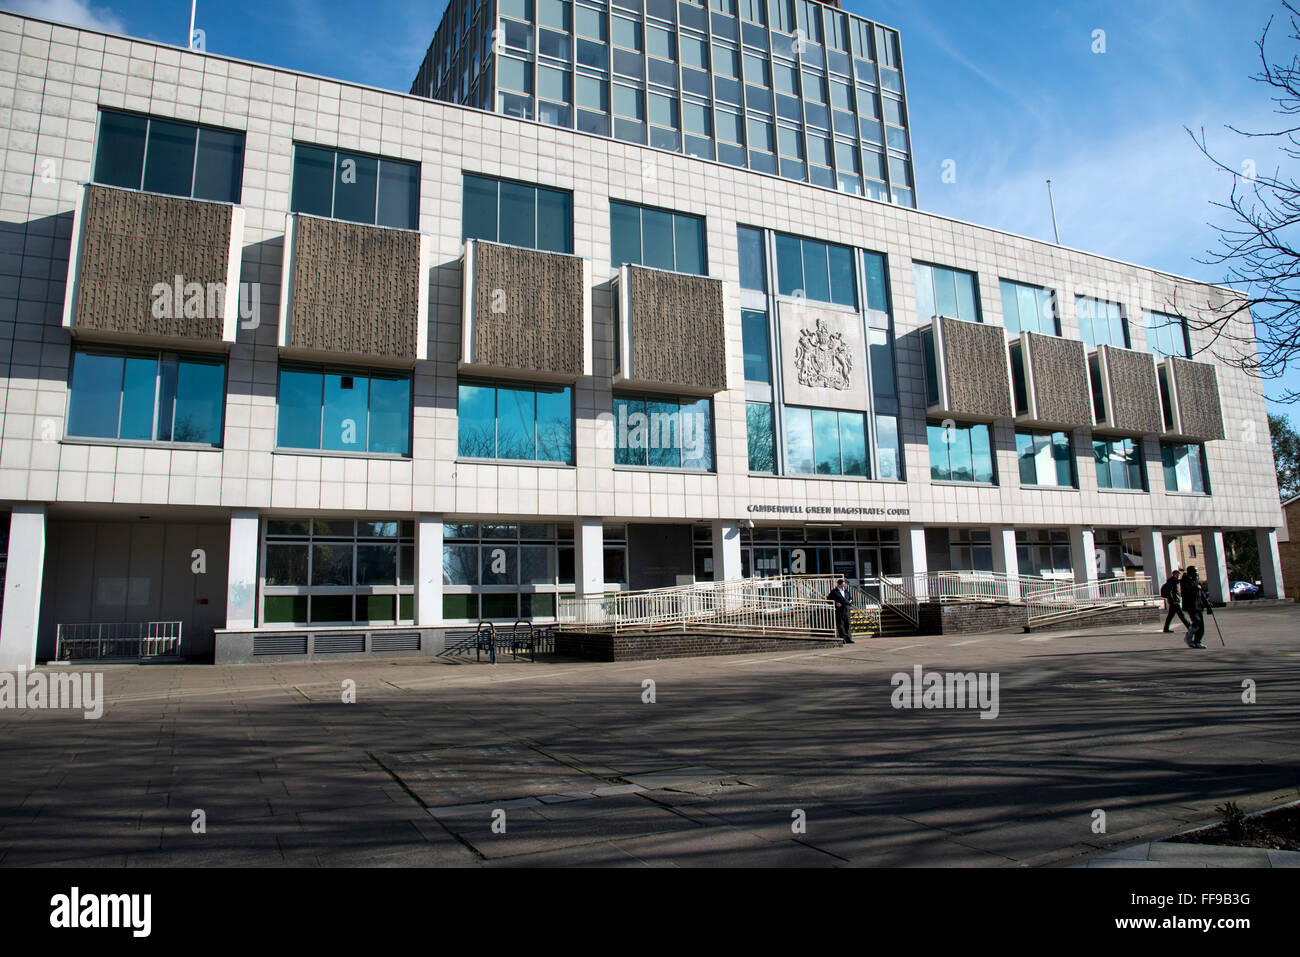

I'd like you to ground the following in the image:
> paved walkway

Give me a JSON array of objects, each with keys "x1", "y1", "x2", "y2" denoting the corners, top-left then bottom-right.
[
  {"x1": 1, "y1": 604, "x2": 1297, "y2": 867},
  {"x1": 1077, "y1": 841, "x2": 1300, "y2": 868}
]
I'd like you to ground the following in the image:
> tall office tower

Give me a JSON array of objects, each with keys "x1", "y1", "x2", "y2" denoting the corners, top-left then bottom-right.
[{"x1": 412, "y1": 0, "x2": 918, "y2": 206}]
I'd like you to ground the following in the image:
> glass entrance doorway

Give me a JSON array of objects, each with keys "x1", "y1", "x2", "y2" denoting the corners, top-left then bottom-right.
[{"x1": 740, "y1": 526, "x2": 901, "y2": 582}]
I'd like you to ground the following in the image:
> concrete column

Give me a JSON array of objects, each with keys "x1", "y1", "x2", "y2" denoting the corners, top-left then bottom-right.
[
  {"x1": 1167, "y1": 538, "x2": 1180, "y2": 572},
  {"x1": 574, "y1": 517, "x2": 605, "y2": 598},
  {"x1": 1069, "y1": 525, "x2": 1097, "y2": 592},
  {"x1": 901, "y1": 524, "x2": 928, "y2": 599},
  {"x1": 990, "y1": 525, "x2": 1020, "y2": 601},
  {"x1": 0, "y1": 505, "x2": 46, "y2": 670},
  {"x1": 416, "y1": 514, "x2": 443, "y2": 626},
  {"x1": 1200, "y1": 528, "x2": 1230, "y2": 604},
  {"x1": 1137, "y1": 527, "x2": 1167, "y2": 588},
  {"x1": 712, "y1": 520, "x2": 742, "y2": 583},
  {"x1": 226, "y1": 509, "x2": 259, "y2": 630},
  {"x1": 1257, "y1": 528, "x2": 1283, "y2": 600}
]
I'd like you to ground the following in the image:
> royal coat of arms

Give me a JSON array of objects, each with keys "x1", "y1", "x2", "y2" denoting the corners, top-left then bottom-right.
[{"x1": 794, "y1": 318, "x2": 853, "y2": 391}]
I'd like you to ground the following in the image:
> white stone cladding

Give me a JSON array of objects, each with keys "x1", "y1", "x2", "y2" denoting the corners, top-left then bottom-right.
[{"x1": 0, "y1": 11, "x2": 1283, "y2": 539}]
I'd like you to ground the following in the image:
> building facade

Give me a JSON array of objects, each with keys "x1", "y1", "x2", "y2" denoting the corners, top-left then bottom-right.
[
  {"x1": 0, "y1": 11, "x2": 1286, "y2": 667},
  {"x1": 411, "y1": 0, "x2": 918, "y2": 206}
]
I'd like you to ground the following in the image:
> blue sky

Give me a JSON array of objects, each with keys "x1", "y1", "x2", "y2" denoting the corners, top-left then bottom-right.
[{"x1": 10, "y1": 0, "x2": 1300, "y2": 416}]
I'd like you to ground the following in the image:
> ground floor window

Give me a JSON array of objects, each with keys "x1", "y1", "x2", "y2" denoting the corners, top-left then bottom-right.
[
  {"x1": 604, "y1": 524, "x2": 629, "y2": 586},
  {"x1": 67, "y1": 349, "x2": 225, "y2": 446},
  {"x1": 261, "y1": 518, "x2": 415, "y2": 625},
  {"x1": 739, "y1": 525, "x2": 900, "y2": 580},
  {"x1": 1161, "y1": 442, "x2": 1210, "y2": 494},
  {"x1": 1016, "y1": 529, "x2": 1072, "y2": 578},
  {"x1": 1094, "y1": 437, "x2": 1146, "y2": 491},
  {"x1": 441, "y1": 522, "x2": 574, "y2": 620},
  {"x1": 927, "y1": 420, "x2": 994, "y2": 484},
  {"x1": 693, "y1": 525, "x2": 714, "y2": 581},
  {"x1": 948, "y1": 528, "x2": 993, "y2": 571},
  {"x1": 1094, "y1": 529, "x2": 1128, "y2": 579}
]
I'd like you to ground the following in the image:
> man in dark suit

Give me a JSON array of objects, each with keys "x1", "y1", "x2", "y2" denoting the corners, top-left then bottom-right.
[
  {"x1": 1180, "y1": 567, "x2": 1207, "y2": 648},
  {"x1": 1161, "y1": 569, "x2": 1190, "y2": 633},
  {"x1": 828, "y1": 578, "x2": 854, "y2": 644}
]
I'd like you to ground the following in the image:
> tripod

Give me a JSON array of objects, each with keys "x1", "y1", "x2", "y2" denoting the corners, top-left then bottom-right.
[{"x1": 1199, "y1": 584, "x2": 1226, "y2": 647}]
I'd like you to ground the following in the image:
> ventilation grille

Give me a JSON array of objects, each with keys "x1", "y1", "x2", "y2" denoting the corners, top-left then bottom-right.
[
  {"x1": 314, "y1": 632, "x2": 366, "y2": 654},
  {"x1": 372, "y1": 632, "x2": 421, "y2": 652},
  {"x1": 254, "y1": 634, "x2": 308, "y2": 656}
]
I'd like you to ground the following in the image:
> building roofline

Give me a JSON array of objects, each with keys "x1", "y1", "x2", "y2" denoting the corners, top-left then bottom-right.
[{"x1": 5, "y1": 10, "x2": 1235, "y2": 296}]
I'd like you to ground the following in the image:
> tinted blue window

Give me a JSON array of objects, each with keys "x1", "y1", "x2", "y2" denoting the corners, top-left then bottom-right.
[
  {"x1": 292, "y1": 145, "x2": 418, "y2": 229},
  {"x1": 647, "y1": 397, "x2": 681, "y2": 468},
  {"x1": 369, "y1": 377, "x2": 411, "y2": 455},
  {"x1": 863, "y1": 252, "x2": 888, "y2": 312},
  {"x1": 746, "y1": 402, "x2": 774, "y2": 473},
  {"x1": 742, "y1": 310, "x2": 771, "y2": 383},
  {"x1": 642, "y1": 208, "x2": 676, "y2": 271},
  {"x1": 536, "y1": 186, "x2": 573, "y2": 254},
  {"x1": 291, "y1": 145, "x2": 335, "y2": 219},
  {"x1": 459, "y1": 380, "x2": 573, "y2": 463},
  {"x1": 119, "y1": 357, "x2": 159, "y2": 440},
  {"x1": 498, "y1": 180, "x2": 537, "y2": 249},
  {"x1": 94, "y1": 111, "x2": 147, "y2": 189},
  {"x1": 775, "y1": 233, "x2": 804, "y2": 296},
  {"x1": 738, "y1": 226, "x2": 767, "y2": 291},
  {"x1": 612, "y1": 394, "x2": 713, "y2": 469},
  {"x1": 462, "y1": 173, "x2": 499, "y2": 242},
  {"x1": 67, "y1": 353, "x2": 124, "y2": 438},
  {"x1": 322, "y1": 373, "x2": 369, "y2": 452},
  {"x1": 680, "y1": 397, "x2": 714, "y2": 470},
  {"x1": 333, "y1": 152, "x2": 379, "y2": 225},
  {"x1": 875, "y1": 414, "x2": 900, "y2": 480},
  {"x1": 609, "y1": 200, "x2": 706, "y2": 273},
  {"x1": 929, "y1": 420, "x2": 994, "y2": 483},
  {"x1": 377, "y1": 159, "x2": 420, "y2": 230},
  {"x1": 142, "y1": 119, "x2": 196, "y2": 197},
  {"x1": 171, "y1": 359, "x2": 224, "y2": 444},
  {"x1": 95, "y1": 110, "x2": 245, "y2": 203},
  {"x1": 536, "y1": 387, "x2": 573, "y2": 462},
  {"x1": 916, "y1": 263, "x2": 980, "y2": 322},
  {"x1": 457, "y1": 382, "x2": 497, "y2": 457},
  {"x1": 776, "y1": 233, "x2": 855, "y2": 306},
  {"x1": 277, "y1": 369, "x2": 323, "y2": 449},
  {"x1": 497, "y1": 386, "x2": 537, "y2": 460},
  {"x1": 802, "y1": 240, "x2": 831, "y2": 302},
  {"x1": 613, "y1": 395, "x2": 644, "y2": 466},
  {"x1": 785, "y1": 407, "x2": 814, "y2": 473},
  {"x1": 610, "y1": 201, "x2": 642, "y2": 267}
]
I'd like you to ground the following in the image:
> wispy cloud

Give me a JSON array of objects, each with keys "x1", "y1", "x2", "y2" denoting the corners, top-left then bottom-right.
[{"x1": 4, "y1": 0, "x2": 125, "y2": 33}]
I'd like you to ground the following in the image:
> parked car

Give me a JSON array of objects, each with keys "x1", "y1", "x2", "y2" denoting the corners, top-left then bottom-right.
[{"x1": 1231, "y1": 581, "x2": 1260, "y2": 600}]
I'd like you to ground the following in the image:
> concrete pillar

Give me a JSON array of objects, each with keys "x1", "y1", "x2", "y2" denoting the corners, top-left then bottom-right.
[
  {"x1": 1167, "y1": 538, "x2": 1180, "y2": 572},
  {"x1": 712, "y1": 520, "x2": 742, "y2": 583},
  {"x1": 0, "y1": 505, "x2": 46, "y2": 670},
  {"x1": 416, "y1": 514, "x2": 443, "y2": 626},
  {"x1": 1137, "y1": 527, "x2": 1167, "y2": 589},
  {"x1": 1200, "y1": 528, "x2": 1230, "y2": 604},
  {"x1": 574, "y1": 517, "x2": 605, "y2": 598},
  {"x1": 901, "y1": 524, "x2": 928, "y2": 599},
  {"x1": 1257, "y1": 528, "x2": 1283, "y2": 600},
  {"x1": 990, "y1": 525, "x2": 1020, "y2": 601},
  {"x1": 226, "y1": 509, "x2": 259, "y2": 630},
  {"x1": 1069, "y1": 525, "x2": 1097, "y2": 592}
]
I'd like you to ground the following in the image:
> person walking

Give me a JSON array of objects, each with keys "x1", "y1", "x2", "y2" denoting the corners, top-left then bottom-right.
[
  {"x1": 1180, "y1": 566, "x2": 1207, "y2": 648},
  {"x1": 827, "y1": 578, "x2": 854, "y2": 644},
  {"x1": 1161, "y1": 569, "x2": 1190, "y2": 633}
]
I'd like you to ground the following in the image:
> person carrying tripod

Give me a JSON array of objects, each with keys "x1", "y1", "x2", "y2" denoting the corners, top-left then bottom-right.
[
  {"x1": 1179, "y1": 566, "x2": 1208, "y2": 648},
  {"x1": 1161, "y1": 568, "x2": 1190, "y2": 634}
]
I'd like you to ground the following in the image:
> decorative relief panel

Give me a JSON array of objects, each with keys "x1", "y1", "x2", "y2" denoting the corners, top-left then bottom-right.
[
  {"x1": 935, "y1": 315, "x2": 1013, "y2": 420},
  {"x1": 620, "y1": 265, "x2": 726, "y2": 394},
  {"x1": 1023, "y1": 332, "x2": 1092, "y2": 428},
  {"x1": 1100, "y1": 345, "x2": 1164, "y2": 435},
  {"x1": 1169, "y1": 357, "x2": 1225, "y2": 441},
  {"x1": 778, "y1": 301, "x2": 867, "y2": 411}
]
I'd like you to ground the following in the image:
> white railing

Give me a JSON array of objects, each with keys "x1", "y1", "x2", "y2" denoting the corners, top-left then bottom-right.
[
  {"x1": 1025, "y1": 576, "x2": 1159, "y2": 627},
  {"x1": 896, "y1": 570, "x2": 1075, "y2": 605},
  {"x1": 56, "y1": 621, "x2": 183, "y2": 660},
  {"x1": 558, "y1": 576, "x2": 847, "y2": 639},
  {"x1": 864, "y1": 577, "x2": 920, "y2": 627}
]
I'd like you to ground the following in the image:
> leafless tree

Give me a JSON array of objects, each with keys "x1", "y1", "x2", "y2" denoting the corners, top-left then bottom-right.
[{"x1": 1189, "y1": 0, "x2": 1300, "y2": 402}]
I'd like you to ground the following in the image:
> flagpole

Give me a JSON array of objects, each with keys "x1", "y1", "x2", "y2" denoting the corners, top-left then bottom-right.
[{"x1": 189, "y1": 0, "x2": 197, "y2": 49}]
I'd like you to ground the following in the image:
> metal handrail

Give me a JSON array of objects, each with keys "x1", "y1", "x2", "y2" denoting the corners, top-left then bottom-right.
[
  {"x1": 474, "y1": 620, "x2": 497, "y2": 663},
  {"x1": 56, "y1": 620, "x2": 183, "y2": 660},
  {"x1": 1025, "y1": 576, "x2": 1159, "y2": 626}
]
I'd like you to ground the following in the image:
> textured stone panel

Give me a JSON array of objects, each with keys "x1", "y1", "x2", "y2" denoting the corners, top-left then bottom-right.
[
  {"x1": 289, "y1": 214, "x2": 421, "y2": 359},
  {"x1": 626, "y1": 266, "x2": 726, "y2": 393},
  {"x1": 470, "y1": 241, "x2": 584, "y2": 378},
  {"x1": 74, "y1": 184, "x2": 231, "y2": 341},
  {"x1": 1101, "y1": 345, "x2": 1164, "y2": 435},
  {"x1": 1025, "y1": 332, "x2": 1092, "y2": 427},
  {"x1": 936, "y1": 315, "x2": 1012, "y2": 419},
  {"x1": 777, "y1": 301, "x2": 867, "y2": 412},
  {"x1": 1170, "y1": 358, "x2": 1225, "y2": 441}
]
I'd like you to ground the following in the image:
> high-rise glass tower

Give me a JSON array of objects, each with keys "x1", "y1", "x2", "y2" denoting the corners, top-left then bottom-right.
[{"x1": 412, "y1": 0, "x2": 917, "y2": 207}]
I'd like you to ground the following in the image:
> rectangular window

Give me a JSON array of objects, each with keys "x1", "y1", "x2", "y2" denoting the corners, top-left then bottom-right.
[
  {"x1": 746, "y1": 402, "x2": 775, "y2": 473},
  {"x1": 461, "y1": 173, "x2": 573, "y2": 253},
  {"x1": 785, "y1": 407, "x2": 869, "y2": 477},
  {"x1": 93, "y1": 108, "x2": 245, "y2": 204},
  {"x1": 1144, "y1": 311, "x2": 1192, "y2": 359},
  {"x1": 290, "y1": 144, "x2": 419, "y2": 230},
  {"x1": 276, "y1": 367, "x2": 411, "y2": 455},
  {"x1": 457, "y1": 379, "x2": 574, "y2": 463},
  {"x1": 1000, "y1": 280, "x2": 1060, "y2": 337},
  {"x1": 876, "y1": 413, "x2": 900, "y2": 480},
  {"x1": 1162, "y1": 442, "x2": 1210, "y2": 494},
  {"x1": 262, "y1": 519, "x2": 415, "y2": 626},
  {"x1": 1015, "y1": 430, "x2": 1075, "y2": 488},
  {"x1": 742, "y1": 310, "x2": 772, "y2": 383},
  {"x1": 774, "y1": 232, "x2": 856, "y2": 308},
  {"x1": 1077, "y1": 297, "x2": 1130, "y2": 349},
  {"x1": 66, "y1": 350, "x2": 225, "y2": 446},
  {"x1": 609, "y1": 200, "x2": 707, "y2": 274},
  {"x1": 927, "y1": 420, "x2": 995, "y2": 484},
  {"x1": 863, "y1": 251, "x2": 889, "y2": 313},
  {"x1": 738, "y1": 225, "x2": 767, "y2": 292},
  {"x1": 915, "y1": 262, "x2": 981, "y2": 323},
  {"x1": 1093, "y1": 437, "x2": 1146, "y2": 491},
  {"x1": 440, "y1": 522, "x2": 574, "y2": 621},
  {"x1": 613, "y1": 394, "x2": 715, "y2": 470}
]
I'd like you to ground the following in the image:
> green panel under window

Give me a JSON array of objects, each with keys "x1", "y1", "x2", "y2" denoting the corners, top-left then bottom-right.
[
  {"x1": 358, "y1": 595, "x2": 396, "y2": 622},
  {"x1": 521, "y1": 593, "x2": 556, "y2": 618},
  {"x1": 263, "y1": 595, "x2": 308, "y2": 624},
  {"x1": 443, "y1": 593, "x2": 479, "y2": 619},
  {"x1": 309, "y1": 595, "x2": 353, "y2": 623},
  {"x1": 398, "y1": 594, "x2": 414, "y2": 620},
  {"x1": 481, "y1": 593, "x2": 519, "y2": 619}
]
